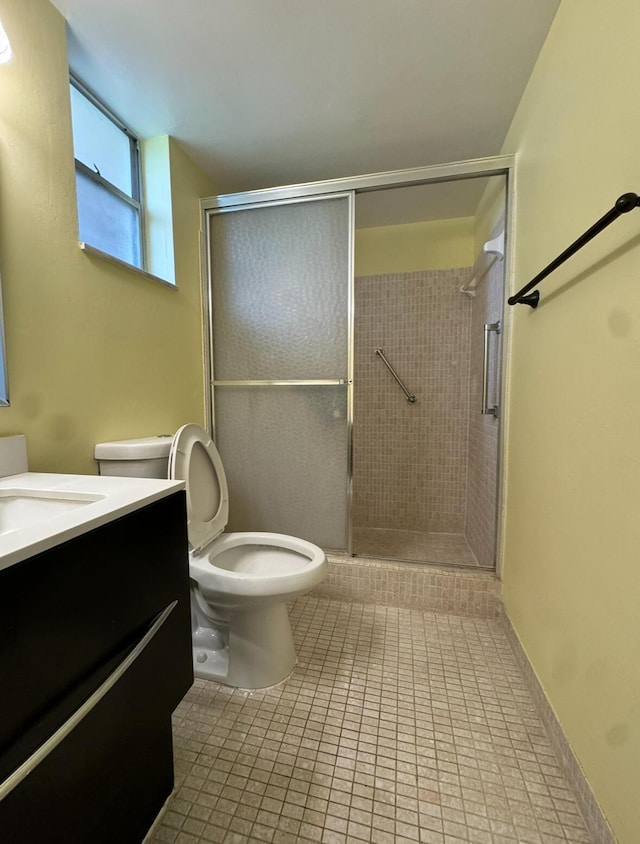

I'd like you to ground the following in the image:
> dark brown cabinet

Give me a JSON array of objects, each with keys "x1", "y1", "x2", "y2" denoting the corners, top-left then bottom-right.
[{"x1": 0, "y1": 491, "x2": 193, "y2": 843}]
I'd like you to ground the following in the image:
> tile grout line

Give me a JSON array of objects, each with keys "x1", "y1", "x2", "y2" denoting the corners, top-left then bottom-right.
[{"x1": 148, "y1": 595, "x2": 596, "y2": 844}]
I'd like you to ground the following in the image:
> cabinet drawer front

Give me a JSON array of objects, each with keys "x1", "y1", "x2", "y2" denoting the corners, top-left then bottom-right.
[
  {"x1": 0, "y1": 603, "x2": 186, "y2": 844},
  {"x1": 0, "y1": 492, "x2": 190, "y2": 780}
]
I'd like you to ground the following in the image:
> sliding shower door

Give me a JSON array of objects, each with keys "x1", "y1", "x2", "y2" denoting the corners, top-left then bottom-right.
[{"x1": 207, "y1": 194, "x2": 353, "y2": 550}]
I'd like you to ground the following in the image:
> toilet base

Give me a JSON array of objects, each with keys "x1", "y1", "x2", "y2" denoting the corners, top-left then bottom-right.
[{"x1": 191, "y1": 601, "x2": 297, "y2": 689}]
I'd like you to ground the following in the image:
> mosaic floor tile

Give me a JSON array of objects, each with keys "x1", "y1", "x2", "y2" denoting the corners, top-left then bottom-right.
[{"x1": 147, "y1": 597, "x2": 591, "y2": 844}]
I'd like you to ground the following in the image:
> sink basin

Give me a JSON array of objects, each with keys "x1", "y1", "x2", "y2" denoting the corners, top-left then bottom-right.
[{"x1": 0, "y1": 489, "x2": 106, "y2": 537}]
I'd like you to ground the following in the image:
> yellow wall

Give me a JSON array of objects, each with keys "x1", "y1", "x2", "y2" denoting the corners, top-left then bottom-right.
[
  {"x1": 501, "y1": 1, "x2": 640, "y2": 840},
  {"x1": 0, "y1": 0, "x2": 214, "y2": 474},
  {"x1": 2, "y1": 1, "x2": 636, "y2": 837},
  {"x1": 355, "y1": 217, "x2": 474, "y2": 275}
]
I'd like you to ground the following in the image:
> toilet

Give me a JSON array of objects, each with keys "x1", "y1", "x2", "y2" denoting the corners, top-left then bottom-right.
[{"x1": 95, "y1": 424, "x2": 327, "y2": 689}]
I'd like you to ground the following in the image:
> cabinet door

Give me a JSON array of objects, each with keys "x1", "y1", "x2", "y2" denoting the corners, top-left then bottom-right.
[{"x1": 0, "y1": 493, "x2": 193, "y2": 843}]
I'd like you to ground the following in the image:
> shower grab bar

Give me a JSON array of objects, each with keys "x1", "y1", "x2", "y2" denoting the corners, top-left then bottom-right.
[
  {"x1": 374, "y1": 348, "x2": 417, "y2": 403},
  {"x1": 482, "y1": 322, "x2": 501, "y2": 417},
  {"x1": 508, "y1": 192, "x2": 640, "y2": 308}
]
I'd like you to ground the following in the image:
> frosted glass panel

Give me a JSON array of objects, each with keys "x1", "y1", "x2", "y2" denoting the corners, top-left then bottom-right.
[
  {"x1": 210, "y1": 197, "x2": 350, "y2": 380},
  {"x1": 76, "y1": 169, "x2": 141, "y2": 267},
  {"x1": 214, "y1": 386, "x2": 348, "y2": 550}
]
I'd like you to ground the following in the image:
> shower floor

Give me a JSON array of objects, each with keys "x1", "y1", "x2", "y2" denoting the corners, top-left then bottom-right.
[{"x1": 352, "y1": 527, "x2": 481, "y2": 568}]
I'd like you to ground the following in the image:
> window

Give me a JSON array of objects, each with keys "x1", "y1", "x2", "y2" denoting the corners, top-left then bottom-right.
[{"x1": 69, "y1": 76, "x2": 144, "y2": 269}]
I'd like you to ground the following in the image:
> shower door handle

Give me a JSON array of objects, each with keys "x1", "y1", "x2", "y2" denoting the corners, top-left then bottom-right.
[{"x1": 482, "y1": 322, "x2": 501, "y2": 417}]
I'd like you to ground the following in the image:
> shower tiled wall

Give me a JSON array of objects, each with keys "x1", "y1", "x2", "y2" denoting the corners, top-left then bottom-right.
[
  {"x1": 353, "y1": 268, "x2": 473, "y2": 533},
  {"x1": 464, "y1": 220, "x2": 504, "y2": 568}
]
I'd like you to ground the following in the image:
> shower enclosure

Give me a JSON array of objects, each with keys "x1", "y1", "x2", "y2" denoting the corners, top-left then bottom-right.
[
  {"x1": 352, "y1": 189, "x2": 505, "y2": 567},
  {"x1": 202, "y1": 159, "x2": 512, "y2": 570}
]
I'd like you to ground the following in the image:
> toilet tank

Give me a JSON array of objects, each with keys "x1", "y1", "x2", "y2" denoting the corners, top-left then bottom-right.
[{"x1": 94, "y1": 436, "x2": 173, "y2": 478}]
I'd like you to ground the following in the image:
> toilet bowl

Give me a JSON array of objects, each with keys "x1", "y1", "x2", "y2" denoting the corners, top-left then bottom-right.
[{"x1": 95, "y1": 425, "x2": 327, "y2": 689}]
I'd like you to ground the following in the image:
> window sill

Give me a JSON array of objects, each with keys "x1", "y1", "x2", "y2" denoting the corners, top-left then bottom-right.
[{"x1": 79, "y1": 242, "x2": 178, "y2": 290}]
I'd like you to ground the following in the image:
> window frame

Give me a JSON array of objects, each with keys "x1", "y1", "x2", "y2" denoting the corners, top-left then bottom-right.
[{"x1": 70, "y1": 74, "x2": 146, "y2": 270}]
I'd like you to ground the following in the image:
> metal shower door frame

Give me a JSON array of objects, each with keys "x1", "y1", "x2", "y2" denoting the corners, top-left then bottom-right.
[
  {"x1": 202, "y1": 191, "x2": 356, "y2": 553},
  {"x1": 201, "y1": 154, "x2": 515, "y2": 573}
]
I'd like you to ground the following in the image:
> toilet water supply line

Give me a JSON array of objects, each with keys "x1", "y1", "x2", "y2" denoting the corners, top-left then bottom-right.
[{"x1": 374, "y1": 348, "x2": 417, "y2": 403}]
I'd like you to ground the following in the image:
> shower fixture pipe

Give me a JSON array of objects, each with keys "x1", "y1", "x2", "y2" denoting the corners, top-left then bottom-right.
[
  {"x1": 461, "y1": 230, "x2": 504, "y2": 298},
  {"x1": 374, "y1": 348, "x2": 417, "y2": 403}
]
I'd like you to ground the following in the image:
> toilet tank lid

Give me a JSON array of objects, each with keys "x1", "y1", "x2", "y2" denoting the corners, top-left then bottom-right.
[{"x1": 94, "y1": 435, "x2": 173, "y2": 460}]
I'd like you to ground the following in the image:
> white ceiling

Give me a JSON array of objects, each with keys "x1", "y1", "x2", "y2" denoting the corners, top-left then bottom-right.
[{"x1": 50, "y1": 0, "x2": 559, "y2": 222}]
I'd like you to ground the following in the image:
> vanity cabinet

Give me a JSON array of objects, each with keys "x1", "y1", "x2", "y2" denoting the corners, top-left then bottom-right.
[{"x1": 0, "y1": 491, "x2": 193, "y2": 844}]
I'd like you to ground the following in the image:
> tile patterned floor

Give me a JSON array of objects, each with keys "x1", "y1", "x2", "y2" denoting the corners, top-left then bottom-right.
[
  {"x1": 148, "y1": 597, "x2": 591, "y2": 844},
  {"x1": 352, "y1": 528, "x2": 480, "y2": 568}
]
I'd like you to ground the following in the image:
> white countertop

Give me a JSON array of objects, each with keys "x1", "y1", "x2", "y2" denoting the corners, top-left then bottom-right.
[{"x1": 0, "y1": 472, "x2": 185, "y2": 572}]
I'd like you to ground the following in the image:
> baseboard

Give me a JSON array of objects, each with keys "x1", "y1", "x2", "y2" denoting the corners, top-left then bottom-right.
[{"x1": 499, "y1": 605, "x2": 617, "y2": 844}]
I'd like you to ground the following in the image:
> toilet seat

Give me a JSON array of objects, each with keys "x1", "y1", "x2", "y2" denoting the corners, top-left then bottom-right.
[
  {"x1": 169, "y1": 423, "x2": 229, "y2": 554},
  {"x1": 170, "y1": 422, "x2": 327, "y2": 688}
]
